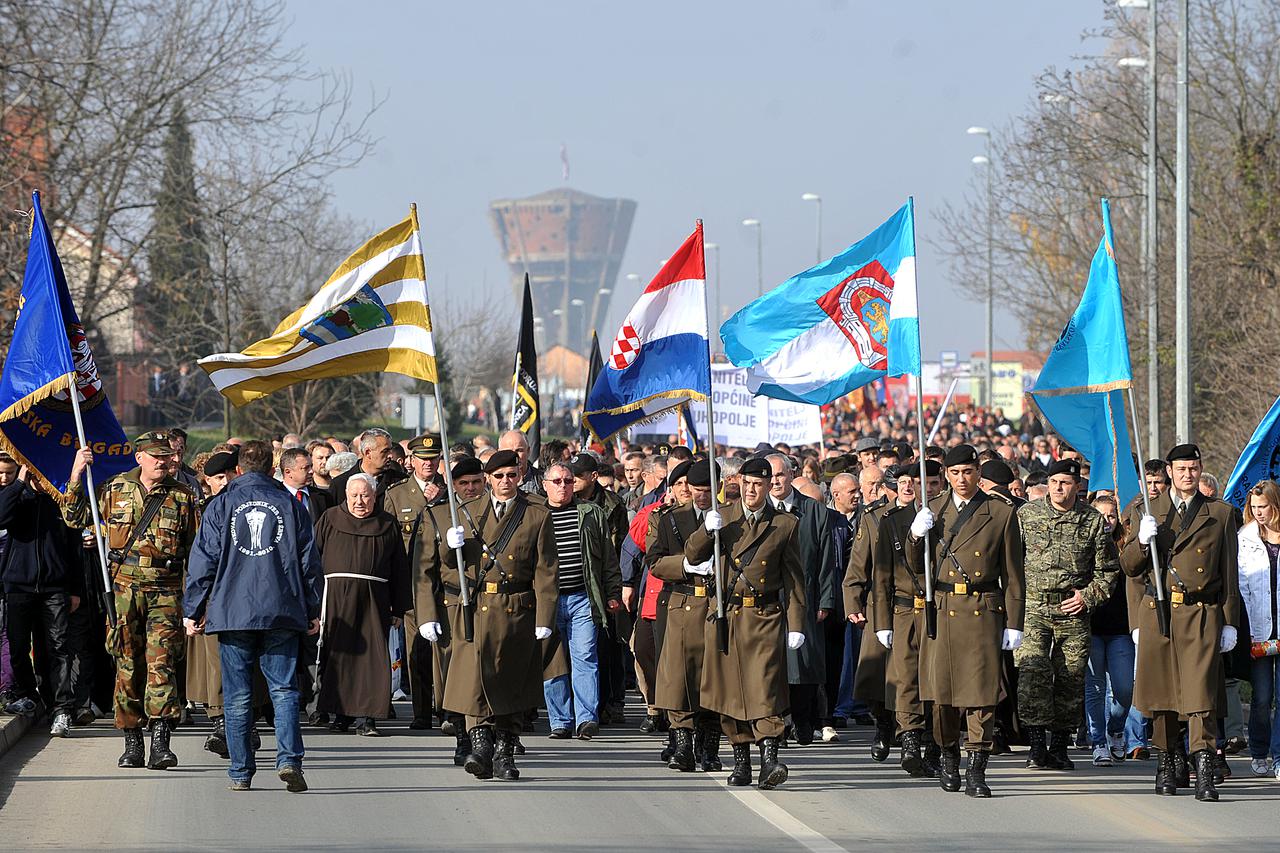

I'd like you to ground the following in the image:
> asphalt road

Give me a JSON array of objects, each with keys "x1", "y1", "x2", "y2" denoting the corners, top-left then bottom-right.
[{"x1": 2, "y1": 702, "x2": 1278, "y2": 852}]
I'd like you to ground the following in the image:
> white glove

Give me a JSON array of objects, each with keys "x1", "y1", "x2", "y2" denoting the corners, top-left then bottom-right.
[
  {"x1": 445, "y1": 525, "x2": 466, "y2": 550},
  {"x1": 1001, "y1": 628, "x2": 1024, "y2": 651},
  {"x1": 1131, "y1": 628, "x2": 1139, "y2": 645},
  {"x1": 418, "y1": 621, "x2": 442, "y2": 643},
  {"x1": 1220, "y1": 625, "x2": 1238, "y2": 654},
  {"x1": 683, "y1": 558, "x2": 714, "y2": 576},
  {"x1": 534, "y1": 626, "x2": 552, "y2": 640},
  {"x1": 1137, "y1": 514, "x2": 1158, "y2": 546},
  {"x1": 786, "y1": 631, "x2": 806, "y2": 650},
  {"x1": 704, "y1": 510, "x2": 723, "y2": 531},
  {"x1": 875, "y1": 629, "x2": 893, "y2": 649},
  {"x1": 910, "y1": 508, "x2": 935, "y2": 538}
]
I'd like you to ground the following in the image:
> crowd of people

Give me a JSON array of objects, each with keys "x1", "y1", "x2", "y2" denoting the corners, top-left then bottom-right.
[{"x1": 0, "y1": 401, "x2": 1276, "y2": 802}]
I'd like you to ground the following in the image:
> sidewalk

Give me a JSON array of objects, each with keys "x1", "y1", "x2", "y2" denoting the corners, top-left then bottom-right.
[{"x1": 0, "y1": 710, "x2": 34, "y2": 760}]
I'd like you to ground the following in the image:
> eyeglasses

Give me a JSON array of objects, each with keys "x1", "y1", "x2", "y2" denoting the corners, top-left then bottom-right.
[
  {"x1": 489, "y1": 471, "x2": 520, "y2": 480},
  {"x1": 544, "y1": 477, "x2": 572, "y2": 486}
]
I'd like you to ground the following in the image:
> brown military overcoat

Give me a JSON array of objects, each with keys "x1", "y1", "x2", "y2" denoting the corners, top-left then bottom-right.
[
  {"x1": 845, "y1": 501, "x2": 894, "y2": 707},
  {"x1": 650, "y1": 504, "x2": 711, "y2": 713},
  {"x1": 872, "y1": 502, "x2": 932, "y2": 716}
]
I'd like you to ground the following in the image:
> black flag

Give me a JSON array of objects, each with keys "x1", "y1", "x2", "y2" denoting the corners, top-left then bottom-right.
[
  {"x1": 581, "y1": 330, "x2": 603, "y2": 446},
  {"x1": 511, "y1": 275, "x2": 541, "y2": 462}
]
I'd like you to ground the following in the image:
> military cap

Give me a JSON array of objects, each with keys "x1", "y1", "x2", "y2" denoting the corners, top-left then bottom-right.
[
  {"x1": 979, "y1": 459, "x2": 1016, "y2": 486},
  {"x1": 943, "y1": 444, "x2": 979, "y2": 468},
  {"x1": 134, "y1": 430, "x2": 176, "y2": 457},
  {"x1": 483, "y1": 449, "x2": 520, "y2": 473},
  {"x1": 1166, "y1": 443, "x2": 1201, "y2": 463},
  {"x1": 894, "y1": 441, "x2": 914, "y2": 461},
  {"x1": 568, "y1": 452, "x2": 598, "y2": 477},
  {"x1": 204, "y1": 449, "x2": 239, "y2": 477},
  {"x1": 854, "y1": 436, "x2": 879, "y2": 454},
  {"x1": 451, "y1": 456, "x2": 482, "y2": 479},
  {"x1": 686, "y1": 460, "x2": 720, "y2": 488},
  {"x1": 740, "y1": 457, "x2": 772, "y2": 480},
  {"x1": 891, "y1": 460, "x2": 943, "y2": 479},
  {"x1": 753, "y1": 442, "x2": 775, "y2": 455},
  {"x1": 1047, "y1": 458, "x2": 1082, "y2": 478},
  {"x1": 407, "y1": 433, "x2": 443, "y2": 459},
  {"x1": 656, "y1": 443, "x2": 672, "y2": 456},
  {"x1": 667, "y1": 459, "x2": 693, "y2": 486}
]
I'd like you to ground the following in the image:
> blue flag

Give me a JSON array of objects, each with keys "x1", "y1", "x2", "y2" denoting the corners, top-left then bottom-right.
[
  {"x1": 1224, "y1": 395, "x2": 1280, "y2": 508},
  {"x1": 0, "y1": 191, "x2": 134, "y2": 496},
  {"x1": 1029, "y1": 199, "x2": 1141, "y2": 506}
]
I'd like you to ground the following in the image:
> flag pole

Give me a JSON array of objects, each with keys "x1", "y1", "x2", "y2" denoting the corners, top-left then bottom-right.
[
  {"x1": 907, "y1": 198, "x2": 937, "y2": 640},
  {"x1": 696, "y1": 221, "x2": 729, "y2": 655},
  {"x1": 1126, "y1": 385, "x2": 1170, "y2": 638},
  {"x1": 509, "y1": 351, "x2": 521, "y2": 432},
  {"x1": 411, "y1": 204, "x2": 473, "y2": 642},
  {"x1": 926, "y1": 375, "x2": 962, "y2": 445},
  {"x1": 66, "y1": 376, "x2": 116, "y2": 627}
]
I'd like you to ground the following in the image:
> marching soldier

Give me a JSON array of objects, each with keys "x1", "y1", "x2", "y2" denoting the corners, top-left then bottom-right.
[
  {"x1": 416, "y1": 449, "x2": 558, "y2": 782},
  {"x1": 908, "y1": 444, "x2": 1025, "y2": 798},
  {"x1": 687, "y1": 457, "x2": 805, "y2": 790},
  {"x1": 1123, "y1": 443, "x2": 1240, "y2": 801},
  {"x1": 382, "y1": 433, "x2": 445, "y2": 730},
  {"x1": 64, "y1": 432, "x2": 199, "y2": 770},
  {"x1": 644, "y1": 458, "x2": 693, "y2": 763},
  {"x1": 1014, "y1": 458, "x2": 1119, "y2": 771},
  {"x1": 871, "y1": 461, "x2": 944, "y2": 778}
]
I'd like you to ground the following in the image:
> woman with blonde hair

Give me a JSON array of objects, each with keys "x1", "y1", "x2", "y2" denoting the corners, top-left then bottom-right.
[{"x1": 1239, "y1": 480, "x2": 1280, "y2": 779}]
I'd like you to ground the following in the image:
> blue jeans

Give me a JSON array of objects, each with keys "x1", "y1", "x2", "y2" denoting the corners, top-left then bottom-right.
[
  {"x1": 219, "y1": 630, "x2": 304, "y2": 783},
  {"x1": 1084, "y1": 634, "x2": 1135, "y2": 747},
  {"x1": 1249, "y1": 655, "x2": 1280, "y2": 760},
  {"x1": 543, "y1": 591, "x2": 600, "y2": 730},
  {"x1": 834, "y1": 621, "x2": 866, "y2": 719}
]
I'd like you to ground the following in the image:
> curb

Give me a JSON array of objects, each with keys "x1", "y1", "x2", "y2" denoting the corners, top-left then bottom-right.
[{"x1": 0, "y1": 711, "x2": 34, "y2": 760}]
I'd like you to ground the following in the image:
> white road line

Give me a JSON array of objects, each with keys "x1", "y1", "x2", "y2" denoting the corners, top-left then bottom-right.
[{"x1": 712, "y1": 776, "x2": 847, "y2": 853}]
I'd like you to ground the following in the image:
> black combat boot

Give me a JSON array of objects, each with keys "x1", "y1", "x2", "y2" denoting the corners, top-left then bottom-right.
[
  {"x1": 1154, "y1": 750, "x2": 1177, "y2": 795},
  {"x1": 452, "y1": 728, "x2": 471, "y2": 767},
  {"x1": 669, "y1": 728, "x2": 695, "y2": 772},
  {"x1": 147, "y1": 719, "x2": 178, "y2": 770},
  {"x1": 692, "y1": 726, "x2": 706, "y2": 767},
  {"x1": 1025, "y1": 726, "x2": 1049, "y2": 769},
  {"x1": 899, "y1": 730, "x2": 927, "y2": 777},
  {"x1": 757, "y1": 737, "x2": 789, "y2": 790},
  {"x1": 1212, "y1": 749, "x2": 1230, "y2": 785},
  {"x1": 922, "y1": 734, "x2": 942, "y2": 778},
  {"x1": 1172, "y1": 743, "x2": 1191, "y2": 788},
  {"x1": 118, "y1": 728, "x2": 145, "y2": 769},
  {"x1": 870, "y1": 718, "x2": 893, "y2": 762},
  {"x1": 493, "y1": 731, "x2": 520, "y2": 782},
  {"x1": 727, "y1": 743, "x2": 752, "y2": 786},
  {"x1": 463, "y1": 726, "x2": 495, "y2": 780},
  {"x1": 660, "y1": 730, "x2": 677, "y2": 763},
  {"x1": 698, "y1": 725, "x2": 723, "y2": 772},
  {"x1": 204, "y1": 717, "x2": 229, "y2": 759},
  {"x1": 1046, "y1": 731, "x2": 1075, "y2": 770},
  {"x1": 1194, "y1": 750, "x2": 1219, "y2": 802},
  {"x1": 964, "y1": 751, "x2": 992, "y2": 798},
  {"x1": 939, "y1": 744, "x2": 962, "y2": 792}
]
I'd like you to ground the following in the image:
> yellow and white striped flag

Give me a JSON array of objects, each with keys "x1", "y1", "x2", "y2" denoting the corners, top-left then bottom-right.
[{"x1": 199, "y1": 207, "x2": 436, "y2": 407}]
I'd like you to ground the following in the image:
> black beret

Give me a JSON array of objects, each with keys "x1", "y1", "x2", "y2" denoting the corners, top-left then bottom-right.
[
  {"x1": 894, "y1": 441, "x2": 914, "y2": 461},
  {"x1": 568, "y1": 452, "x2": 598, "y2": 476},
  {"x1": 1166, "y1": 443, "x2": 1201, "y2": 463},
  {"x1": 483, "y1": 449, "x2": 520, "y2": 473},
  {"x1": 754, "y1": 442, "x2": 775, "y2": 455},
  {"x1": 1047, "y1": 458, "x2": 1082, "y2": 478},
  {"x1": 686, "y1": 460, "x2": 720, "y2": 488},
  {"x1": 667, "y1": 459, "x2": 693, "y2": 486},
  {"x1": 891, "y1": 460, "x2": 943, "y2": 479},
  {"x1": 204, "y1": 449, "x2": 238, "y2": 478},
  {"x1": 739, "y1": 457, "x2": 772, "y2": 480},
  {"x1": 980, "y1": 459, "x2": 1015, "y2": 486},
  {"x1": 943, "y1": 444, "x2": 979, "y2": 468},
  {"x1": 451, "y1": 456, "x2": 482, "y2": 479}
]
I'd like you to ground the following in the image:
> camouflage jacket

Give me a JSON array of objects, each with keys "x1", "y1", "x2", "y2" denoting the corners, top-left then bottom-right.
[
  {"x1": 1016, "y1": 498, "x2": 1118, "y2": 612},
  {"x1": 63, "y1": 467, "x2": 199, "y2": 589}
]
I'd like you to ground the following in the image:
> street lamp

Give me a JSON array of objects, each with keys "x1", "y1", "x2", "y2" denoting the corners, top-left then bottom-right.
[
  {"x1": 742, "y1": 219, "x2": 763, "y2": 296},
  {"x1": 1175, "y1": 0, "x2": 1190, "y2": 442},
  {"x1": 968, "y1": 126, "x2": 994, "y2": 410},
  {"x1": 801, "y1": 193, "x2": 822, "y2": 262},
  {"x1": 705, "y1": 241, "x2": 722, "y2": 353},
  {"x1": 1117, "y1": 56, "x2": 1148, "y2": 68}
]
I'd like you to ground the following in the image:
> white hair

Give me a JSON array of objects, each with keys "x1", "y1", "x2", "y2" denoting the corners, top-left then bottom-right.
[
  {"x1": 327, "y1": 451, "x2": 357, "y2": 476},
  {"x1": 346, "y1": 472, "x2": 378, "y2": 494}
]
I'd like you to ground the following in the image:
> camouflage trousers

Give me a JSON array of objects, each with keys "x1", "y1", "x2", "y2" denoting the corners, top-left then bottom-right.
[
  {"x1": 1014, "y1": 608, "x2": 1091, "y2": 732},
  {"x1": 107, "y1": 583, "x2": 184, "y2": 729}
]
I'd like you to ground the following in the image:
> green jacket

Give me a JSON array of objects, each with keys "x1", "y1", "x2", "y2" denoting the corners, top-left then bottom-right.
[
  {"x1": 576, "y1": 500, "x2": 624, "y2": 626},
  {"x1": 1017, "y1": 497, "x2": 1118, "y2": 612}
]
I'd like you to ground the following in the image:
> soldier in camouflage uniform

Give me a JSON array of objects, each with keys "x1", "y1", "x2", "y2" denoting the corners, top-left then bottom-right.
[
  {"x1": 1014, "y1": 458, "x2": 1118, "y2": 771},
  {"x1": 64, "y1": 431, "x2": 199, "y2": 770}
]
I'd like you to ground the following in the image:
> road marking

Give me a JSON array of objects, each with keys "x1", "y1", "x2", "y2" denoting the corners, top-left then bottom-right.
[{"x1": 713, "y1": 777, "x2": 847, "y2": 853}]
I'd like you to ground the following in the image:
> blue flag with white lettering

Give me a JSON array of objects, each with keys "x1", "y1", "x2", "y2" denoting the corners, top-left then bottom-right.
[
  {"x1": 1224, "y1": 395, "x2": 1280, "y2": 508},
  {"x1": 0, "y1": 191, "x2": 134, "y2": 496}
]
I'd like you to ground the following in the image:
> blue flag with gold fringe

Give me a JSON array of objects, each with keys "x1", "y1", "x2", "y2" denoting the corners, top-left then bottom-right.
[{"x1": 0, "y1": 191, "x2": 133, "y2": 496}]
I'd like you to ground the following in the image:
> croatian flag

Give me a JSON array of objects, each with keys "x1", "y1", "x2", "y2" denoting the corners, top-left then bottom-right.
[
  {"x1": 582, "y1": 223, "x2": 710, "y2": 443},
  {"x1": 720, "y1": 200, "x2": 918, "y2": 405}
]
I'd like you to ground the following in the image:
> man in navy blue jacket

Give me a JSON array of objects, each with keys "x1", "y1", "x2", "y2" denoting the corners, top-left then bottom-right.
[{"x1": 184, "y1": 440, "x2": 322, "y2": 792}]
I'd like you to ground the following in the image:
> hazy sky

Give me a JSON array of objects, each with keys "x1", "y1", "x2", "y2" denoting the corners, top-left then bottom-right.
[{"x1": 285, "y1": 0, "x2": 1111, "y2": 357}]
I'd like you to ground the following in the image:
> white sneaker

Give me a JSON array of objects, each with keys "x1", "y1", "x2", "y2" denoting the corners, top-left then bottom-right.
[
  {"x1": 1274, "y1": 763, "x2": 1280, "y2": 782},
  {"x1": 1107, "y1": 732, "x2": 1126, "y2": 762},
  {"x1": 821, "y1": 726, "x2": 839, "y2": 743},
  {"x1": 49, "y1": 712, "x2": 71, "y2": 738},
  {"x1": 1092, "y1": 745, "x2": 1113, "y2": 766},
  {"x1": 1251, "y1": 758, "x2": 1271, "y2": 776}
]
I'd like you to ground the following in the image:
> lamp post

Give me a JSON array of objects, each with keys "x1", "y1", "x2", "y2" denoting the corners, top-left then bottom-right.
[
  {"x1": 742, "y1": 219, "x2": 763, "y2": 297},
  {"x1": 704, "y1": 241, "x2": 721, "y2": 355},
  {"x1": 968, "y1": 125, "x2": 994, "y2": 409},
  {"x1": 1174, "y1": 0, "x2": 1190, "y2": 443},
  {"x1": 801, "y1": 193, "x2": 822, "y2": 263}
]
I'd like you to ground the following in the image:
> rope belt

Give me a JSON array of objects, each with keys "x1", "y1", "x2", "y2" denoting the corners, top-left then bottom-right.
[{"x1": 317, "y1": 573, "x2": 389, "y2": 664}]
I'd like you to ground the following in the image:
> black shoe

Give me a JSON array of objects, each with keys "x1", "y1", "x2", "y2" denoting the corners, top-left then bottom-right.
[
  {"x1": 727, "y1": 743, "x2": 752, "y2": 786},
  {"x1": 118, "y1": 728, "x2": 145, "y2": 769},
  {"x1": 639, "y1": 715, "x2": 660, "y2": 734},
  {"x1": 964, "y1": 751, "x2": 992, "y2": 798},
  {"x1": 548, "y1": 728, "x2": 571, "y2": 739},
  {"x1": 668, "y1": 728, "x2": 695, "y2": 772},
  {"x1": 757, "y1": 738, "x2": 789, "y2": 790},
  {"x1": 991, "y1": 726, "x2": 1012, "y2": 756},
  {"x1": 922, "y1": 736, "x2": 942, "y2": 779},
  {"x1": 900, "y1": 730, "x2": 928, "y2": 778},
  {"x1": 204, "y1": 718, "x2": 229, "y2": 759},
  {"x1": 1155, "y1": 750, "x2": 1177, "y2": 796},
  {"x1": 409, "y1": 717, "x2": 432, "y2": 730},
  {"x1": 441, "y1": 718, "x2": 457, "y2": 736},
  {"x1": 328, "y1": 715, "x2": 352, "y2": 733},
  {"x1": 939, "y1": 744, "x2": 962, "y2": 793},
  {"x1": 146, "y1": 719, "x2": 178, "y2": 770},
  {"x1": 464, "y1": 726, "x2": 495, "y2": 779},
  {"x1": 514, "y1": 736, "x2": 526, "y2": 755},
  {"x1": 795, "y1": 724, "x2": 814, "y2": 746},
  {"x1": 453, "y1": 730, "x2": 472, "y2": 767},
  {"x1": 1173, "y1": 744, "x2": 1191, "y2": 788},
  {"x1": 697, "y1": 725, "x2": 723, "y2": 772},
  {"x1": 870, "y1": 721, "x2": 893, "y2": 762},
  {"x1": 308, "y1": 711, "x2": 330, "y2": 728},
  {"x1": 250, "y1": 728, "x2": 262, "y2": 751},
  {"x1": 355, "y1": 719, "x2": 382, "y2": 737},
  {"x1": 660, "y1": 730, "x2": 677, "y2": 763},
  {"x1": 852, "y1": 713, "x2": 875, "y2": 727},
  {"x1": 278, "y1": 765, "x2": 307, "y2": 793},
  {"x1": 1025, "y1": 726, "x2": 1049, "y2": 770},
  {"x1": 1046, "y1": 731, "x2": 1075, "y2": 770},
  {"x1": 830, "y1": 716, "x2": 848, "y2": 730},
  {"x1": 1212, "y1": 750, "x2": 1230, "y2": 785},
  {"x1": 603, "y1": 702, "x2": 627, "y2": 726},
  {"x1": 575, "y1": 720, "x2": 599, "y2": 740},
  {"x1": 493, "y1": 731, "x2": 520, "y2": 782},
  {"x1": 1194, "y1": 750, "x2": 1219, "y2": 802}
]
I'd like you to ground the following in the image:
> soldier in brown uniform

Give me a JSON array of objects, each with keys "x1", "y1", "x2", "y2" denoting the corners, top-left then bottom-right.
[
  {"x1": 872, "y1": 460, "x2": 944, "y2": 778},
  {"x1": 1123, "y1": 443, "x2": 1240, "y2": 802},
  {"x1": 417, "y1": 449, "x2": 558, "y2": 782},
  {"x1": 650, "y1": 460, "x2": 722, "y2": 773},
  {"x1": 686, "y1": 457, "x2": 806, "y2": 790},
  {"x1": 907, "y1": 444, "x2": 1025, "y2": 798},
  {"x1": 381, "y1": 433, "x2": 444, "y2": 730}
]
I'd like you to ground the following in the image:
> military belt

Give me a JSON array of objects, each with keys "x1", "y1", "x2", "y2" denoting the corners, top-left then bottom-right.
[
  {"x1": 894, "y1": 594, "x2": 928, "y2": 611},
  {"x1": 480, "y1": 580, "x2": 533, "y2": 595},
  {"x1": 1035, "y1": 590, "x2": 1072, "y2": 605},
  {"x1": 670, "y1": 582, "x2": 711, "y2": 598},
  {"x1": 935, "y1": 580, "x2": 1000, "y2": 596},
  {"x1": 442, "y1": 583, "x2": 476, "y2": 600},
  {"x1": 727, "y1": 590, "x2": 780, "y2": 608},
  {"x1": 1145, "y1": 584, "x2": 1213, "y2": 607},
  {"x1": 116, "y1": 554, "x2": 183, "y2": 570}
]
